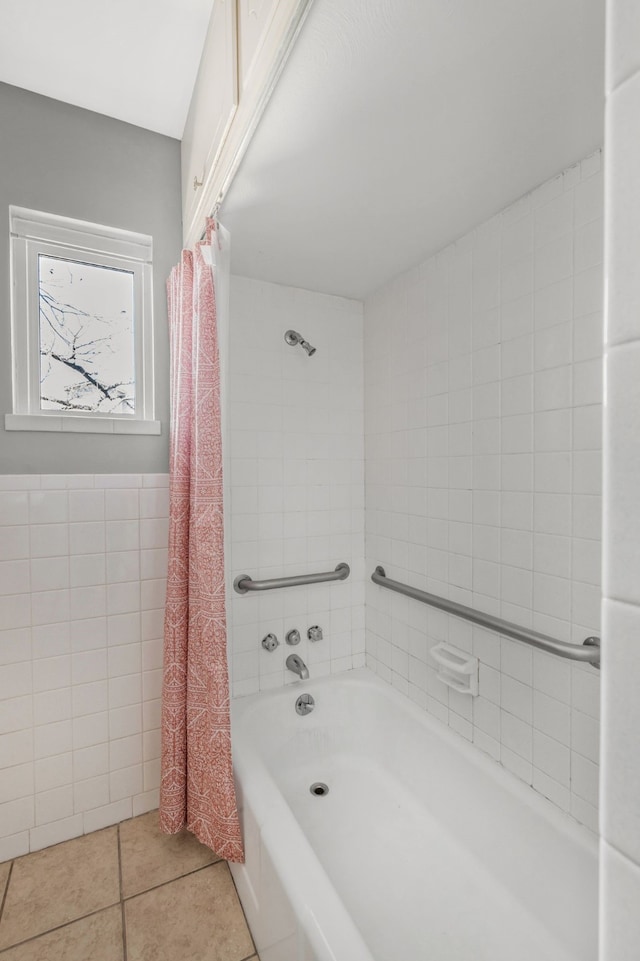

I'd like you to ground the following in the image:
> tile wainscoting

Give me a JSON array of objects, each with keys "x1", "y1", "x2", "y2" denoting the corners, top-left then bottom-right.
[{"x1": 0, "y1": 473, "x2": 169, "y2": 861}]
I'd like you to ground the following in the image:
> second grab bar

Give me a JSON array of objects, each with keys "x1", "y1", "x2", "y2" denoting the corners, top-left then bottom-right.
[{"x1": 234, "y1": 563, "x2": 350, "y2": 594}]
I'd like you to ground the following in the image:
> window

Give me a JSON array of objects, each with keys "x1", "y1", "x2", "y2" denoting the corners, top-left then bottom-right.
[{"x1": 7, "y1": 207, "x2": 159, "y2": 434}]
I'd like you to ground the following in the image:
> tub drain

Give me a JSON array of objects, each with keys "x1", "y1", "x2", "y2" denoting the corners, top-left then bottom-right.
[{"x1": 310, "y1": 782, "x2": 329, "y2": 797}]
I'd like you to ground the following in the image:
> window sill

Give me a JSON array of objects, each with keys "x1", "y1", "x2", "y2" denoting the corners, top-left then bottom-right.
[{"x1": 4, "y1": 414, "x2": 162, "y2": 435}]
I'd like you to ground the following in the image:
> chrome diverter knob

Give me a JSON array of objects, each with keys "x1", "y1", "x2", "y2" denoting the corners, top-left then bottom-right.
[{"x1": 261, "y1": 633, "x2": 279, "y2": 652}]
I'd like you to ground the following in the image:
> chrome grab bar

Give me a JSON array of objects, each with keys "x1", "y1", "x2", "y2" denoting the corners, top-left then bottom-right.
[
  {"x1": 234, "y1": 563, "x2": 350, "y2": 595},
  {"x1": 371, "y1": 566, "x2": 600, "y2": 669}
]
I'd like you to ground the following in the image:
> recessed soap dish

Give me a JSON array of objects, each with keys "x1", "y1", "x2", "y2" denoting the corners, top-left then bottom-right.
[{"x1": 430, "y1": 643, "x2": 479, "y2": 696}]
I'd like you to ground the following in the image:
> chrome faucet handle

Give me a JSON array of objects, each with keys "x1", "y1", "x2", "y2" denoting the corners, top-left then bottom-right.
[
  {"x1": 307, "y1": 625, "x2": 323, "y2": 642},
  {"x1": 286, "y1": 629, "x2": 301, "y2": 645},
  {"x1": 261, "y1": 633, "x2": 279, "y2": 652}
]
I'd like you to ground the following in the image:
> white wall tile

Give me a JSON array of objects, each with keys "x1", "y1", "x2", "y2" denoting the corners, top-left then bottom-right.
[
  {"x1": 105, "y1": 489, "x2": 139, "y2": 521},
  {"x1": 110, "y1": 705, "x2": 142, "y2": 741},
  {"x1": 69, "y1": 586, "x2": 107, "y2": 621},
  {"x1": 30, "y1": 557, "x2": 67, "y2": 593},
  {"x1": 0, "y1": 695, "x2": 32, "y2": 735},
  {"x1": 33, "y1": 655, "x2": 70, "y2": 693},
  {"x1": 0, "y1": 527, "x2": 30, "y2": 562},
  {"x1": 72, "y1": 711, "x2": 109, "y2": 750},
  {"x1": 0, "y1": 832, "x2": 30, "y2": 861},
  {"x1": 603, "y1": 342, "x2": 640, "y2": 605},
  {"x1": 109, "y1": 733, "x2": 143, "y2": 770},
  {"x1": 0, "y1": 797, "x2": 35, "y2": 838},
  {"x1": 140, "y1": 518, "x2": 169, "y2": 550},
  {"x1": 605, "y1": 71, "x2": 640, "y2": 355},
  {"x1": 532, "y1": 768, "x2": 570, "y2": 811},
  {"x1": 0, "y1": 627, "x2": 31, "y2": 666},
  {"x1": 364, "y1": 157, "x2": 602, "y2": 829},
  {"x1": 29, "y1": 524, "x2": 69, "y2": 559},
  {"x1": 106, "y1": 520, "x2": 139, "y2": 553},
  {"x1": 69, "y1": 522, "x2": 106, "y2": 556},
  {"x1": 0, "y1": 473, "x2": 169, "y2": 855},
  {"x1": 571, "y1": 752, "x2": 599, "y2": 807},
  {"x1": 29, "y1": 491, "x2": 68, "y2": 525},
  {"x1": 68, "y1": 490, "x2": 105, "y2": 523},
  {"x1": 70, "y1": 554, "x2": 105, "y2": 589},
  {"x1": 533, "y1": 729, "x2": 570, "y2": 786},
  {"x1": 110, "y1": 764, "x2": 143, "y2": 801},
  {"x1": 108, "y1": 644, "x2": 142, "y2": 678},
  {"x1": 108, "y1": 612, "x2": 141, "y2": 647},
  {"x1": 35, "y1": 719, "x2": 73, "y2": 759},
  {"x1": 35, "y1": 753, "x2": 73, "y2": 793},
  {"x1": 0, "y1": 661, "x2": 32, "y2": 700},
  {"x1": 0, "y1": 729, "x2": 33, "y2": 769},
  {"x1": 0, "y1": 762, "x2": 33, "y2": 804},
  {"x1": 33, "y1": 689, "x2": 71, "y2": 726},
  {"x1": 82, "y1": 798, "x2": 132, "y2": 833},
  {"x1": 31, "y1": 589, "x2": 70, "y2": 627},
  {"x1": 74, "y1": 775, "x2": 110, "y2": 813},
  {"x1": 533, "y1": 690, "x2": 570, "y2": 745},
  {"x1": 0, "y1": 493, "x2": 29, "y2": 527},
  {"x1": 601, "y1": 599, "x2": 640, "y2": 863},
  {"x1": 0, "y1": 560, "x2": 30, "y2": 596},
  {"x1": 228, "y1": 278, "x2": 365, "y2": 695},
  {"x1": 35, "y1": 785, "x2": 74, "y2": 825}
]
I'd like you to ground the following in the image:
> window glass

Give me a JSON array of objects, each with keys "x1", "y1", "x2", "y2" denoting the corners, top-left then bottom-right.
[
  {"x1": 38, "y1": 255, "x2": 136, "y2": 415},
  {"x1": 7, "y1": 206, "x2": 158, "y2": 435}
]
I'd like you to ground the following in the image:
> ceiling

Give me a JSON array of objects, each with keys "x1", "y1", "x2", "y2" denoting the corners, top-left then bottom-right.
[
  {"x1": 222, "y1": 0, "x2": 605, "y2": 300},
  {"x1": 0, "y1": 0, "x2": 605, "y2": 297},
  {"x1": 0, "y1": 0, "x2": 214, "y2": 138}
]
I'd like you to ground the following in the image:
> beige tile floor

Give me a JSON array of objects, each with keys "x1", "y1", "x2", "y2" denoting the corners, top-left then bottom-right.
[{"x1": 0, "y1": 812, "x2": 258, "y2": 961}]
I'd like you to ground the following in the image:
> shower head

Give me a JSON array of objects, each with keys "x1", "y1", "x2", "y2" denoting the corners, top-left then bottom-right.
[{"x1": 285, "y1": 329, "x2": 316, "y2": 356}]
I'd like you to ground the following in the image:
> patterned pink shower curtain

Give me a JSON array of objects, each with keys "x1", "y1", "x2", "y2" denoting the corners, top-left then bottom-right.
[{"x1": 159, "y1": 219, "x2": 243, "y2": 862}]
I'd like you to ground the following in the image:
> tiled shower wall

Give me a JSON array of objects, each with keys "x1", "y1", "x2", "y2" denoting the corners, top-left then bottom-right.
[
  {"x1": 0, "y1": 473, "x2": 168, "y2": 861},
  {"x1": 228, "y1": 276, "x2": 365, "y2": 696},
  {"x1": 364, "y1": 153, "x2": 603, "y2": 831},
  {"x1": 600, "y1": 10, "x2": 640, "y2": 954}
]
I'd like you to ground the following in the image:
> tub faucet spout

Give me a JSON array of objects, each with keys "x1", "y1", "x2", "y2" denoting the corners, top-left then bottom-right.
[{"x1": 286, "y1": 653, "x2": 309, "y2": 680}]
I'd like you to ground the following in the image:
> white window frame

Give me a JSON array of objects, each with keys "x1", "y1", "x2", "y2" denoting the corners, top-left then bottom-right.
[{"x1": 6, "y1": 206, "x2": 160, "y2": 435}]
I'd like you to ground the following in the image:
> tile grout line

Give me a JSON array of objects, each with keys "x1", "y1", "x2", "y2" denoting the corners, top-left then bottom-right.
[
  {"x1": 117, "y1": 824, "x2": 128, "y2": 961},
  {"x1": 229, "y1": 867, "x2": 258, "y2": 958},
  {"x1": 0, "y1": 903, "x2": 119, "y2": 955},
  {"x1": 0, "y1": 853, "x2": 226, "y2": 955},
  {"x1": 0, "y1": 821, "x2": 248, "y2": 958},
  {"x1": 122, "y1": 858, "x2": 224, "y2": 904},
  {"x1": 0, "y1": 862, "x2": 14, "y2": 929}
]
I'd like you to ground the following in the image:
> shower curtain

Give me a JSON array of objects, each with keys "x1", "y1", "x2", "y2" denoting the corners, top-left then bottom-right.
[{"x1": 159, "y1": 218, "x2": 243, "y2": 862}]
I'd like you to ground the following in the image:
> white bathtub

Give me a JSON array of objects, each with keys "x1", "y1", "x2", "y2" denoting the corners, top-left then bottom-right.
[{"x1": 230, "y1": 669, "x2": 598, "y2": 961}]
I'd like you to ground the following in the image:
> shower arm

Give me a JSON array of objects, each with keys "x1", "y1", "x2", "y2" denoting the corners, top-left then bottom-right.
[{"x1": 284, "y1": 329, "x2": 316, "y2": 355}]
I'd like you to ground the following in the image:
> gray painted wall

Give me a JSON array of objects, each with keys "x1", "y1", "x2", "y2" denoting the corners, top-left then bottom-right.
[{"x1": 0, "y1": 82, "x2": 181, "y2": 474}]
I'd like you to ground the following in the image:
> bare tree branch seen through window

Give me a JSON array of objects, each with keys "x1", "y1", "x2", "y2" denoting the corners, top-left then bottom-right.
[{"x1": 38, "y1": 255, "x2": 136, "y2": 414}]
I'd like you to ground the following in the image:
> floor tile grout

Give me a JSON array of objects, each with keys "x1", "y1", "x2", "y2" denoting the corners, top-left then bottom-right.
[
  {"x1": 0, "y1": 904, "x2": 120, "y2": 955},
  {"x1": 0, "y1": 815, "x2": 259, "y2": 960},
  {"x1": 230, "y1": 871, "x2": 258, "y2": 959},
  {"x1": 0, "y1": 858, "x2": 230, "y2": 955},
  {"x1": 117, "y1": 825, "x2": 128, "y2": 961},
  {"x1": 0, "y1": 863, "x2": 13, "y2": 929},
  {"x1": 123, "y1": 858, "x2": 224, "y2": 903}
]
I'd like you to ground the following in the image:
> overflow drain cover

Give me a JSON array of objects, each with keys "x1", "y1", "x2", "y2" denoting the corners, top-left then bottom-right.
[{"x1": 310, "y1": 782, "x2": 329, "y2": 797}]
